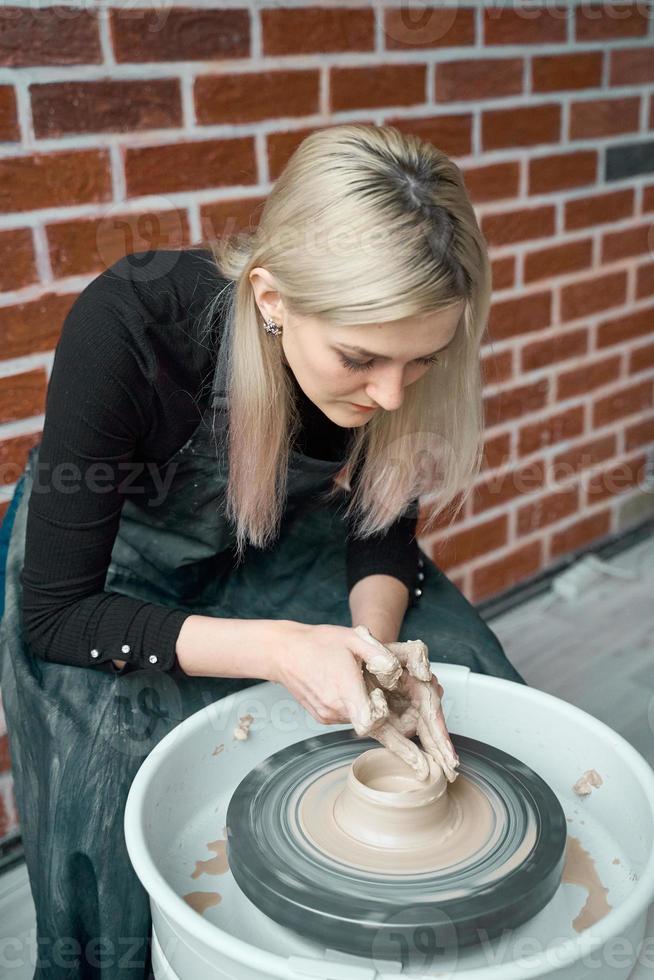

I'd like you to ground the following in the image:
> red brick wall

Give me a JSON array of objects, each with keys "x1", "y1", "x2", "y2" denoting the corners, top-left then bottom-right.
[{"x1": 1, "y1": 1, "x2": 654, "y2": 842}]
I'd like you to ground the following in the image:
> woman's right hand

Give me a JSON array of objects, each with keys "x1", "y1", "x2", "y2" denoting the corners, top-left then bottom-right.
[{"x1": 270, "y1": 622, "x2": 399, "y2": 736}]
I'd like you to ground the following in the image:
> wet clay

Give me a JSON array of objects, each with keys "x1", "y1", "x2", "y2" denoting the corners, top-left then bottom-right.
[
  {"x1": 233, "y1": 713, "x2": 254, "y2": 741},
  {"x1": 573, "y1": 769, "x2": 603, "y2": 797},
  {"x1": 182, "y1": 891, "x2": 221, "y2": 914},
  {"x1": 191, "y1": 837, "x2": 229, "y2": 879},
  {"x1": 298, "y1": 747, "x2": 537, "y2": 877},
  {"x1": 562, "y1": 834, "x2": 612, "y2": 932}
]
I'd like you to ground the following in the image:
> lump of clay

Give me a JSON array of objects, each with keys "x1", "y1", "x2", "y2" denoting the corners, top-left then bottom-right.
[{"x1": 573, "y1": 769, "x2": 603, "y2": 796}]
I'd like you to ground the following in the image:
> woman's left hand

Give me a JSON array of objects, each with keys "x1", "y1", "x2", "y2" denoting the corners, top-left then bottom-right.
[{"x1": 354, "y1": 625, "x2": 460, "y2": 783}]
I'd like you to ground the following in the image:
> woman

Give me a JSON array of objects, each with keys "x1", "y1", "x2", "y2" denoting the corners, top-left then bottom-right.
[{"x1": 0, "y1": 124, "x2": 525, "y2": 979}]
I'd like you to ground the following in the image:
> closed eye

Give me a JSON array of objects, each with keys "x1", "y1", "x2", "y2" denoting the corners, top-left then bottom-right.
[{"x1": 338, "y1": 353, "x2": 441, "y2": 373}]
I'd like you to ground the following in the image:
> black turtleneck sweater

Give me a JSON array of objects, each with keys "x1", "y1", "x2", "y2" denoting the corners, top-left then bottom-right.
[{"x1": 18, "y1": 248, "x2": 419, "y2": 674}]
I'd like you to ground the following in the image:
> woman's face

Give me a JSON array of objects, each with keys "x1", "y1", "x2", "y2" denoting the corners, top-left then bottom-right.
[{"x1": 249, "y1": 268, "x2": 465, "y2": 427}]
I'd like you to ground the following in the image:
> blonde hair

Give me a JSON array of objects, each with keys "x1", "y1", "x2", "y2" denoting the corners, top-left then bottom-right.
[{"x1": 198, "y1": 123, "x2": 491, "y2": 562}]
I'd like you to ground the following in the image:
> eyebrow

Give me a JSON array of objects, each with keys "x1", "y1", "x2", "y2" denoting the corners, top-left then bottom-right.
[{"x1": 336, "y1": 337, "x2": 455, "y2": 360}]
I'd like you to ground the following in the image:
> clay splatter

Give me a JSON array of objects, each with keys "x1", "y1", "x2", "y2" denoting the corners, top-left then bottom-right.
[
  {"x1": 191, "y1": 837, "x2": 229, "y2": 879},
  {"x1": 183, "y1": 891, "x2": 222, "y2": 915},
  {"x1": 212, "y1": 744, "x2": 224, "y2": 756},
  {"x1": 562, "y1": 835, "x2": 612, "y2": 932}
]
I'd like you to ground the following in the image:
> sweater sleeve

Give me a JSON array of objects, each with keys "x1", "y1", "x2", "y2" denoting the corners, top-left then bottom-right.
[
  {"x1": 344, "y1": 458, "x2": 423, "y2": 600},
  {"x1": 20, "y1": 267, "x2": 191, "y2": 675}
]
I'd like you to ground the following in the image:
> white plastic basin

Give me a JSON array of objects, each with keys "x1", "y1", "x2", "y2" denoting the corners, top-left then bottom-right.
[{"x1": 124, "y1": 664, "x2": 654, "y2": 979}]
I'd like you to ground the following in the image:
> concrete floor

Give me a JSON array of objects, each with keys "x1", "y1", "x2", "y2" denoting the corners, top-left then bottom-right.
[{"x1": 1, "y1": 532, "x2": 653, "y2": 978}]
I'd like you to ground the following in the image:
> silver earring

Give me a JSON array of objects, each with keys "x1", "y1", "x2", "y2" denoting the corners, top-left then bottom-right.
[{"x1": 263, "y1": 316, "x2": 282, "y2": 336}]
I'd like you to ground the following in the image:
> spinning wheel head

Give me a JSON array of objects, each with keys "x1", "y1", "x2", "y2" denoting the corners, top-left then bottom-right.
[{"x1": 226, "y1": 729, "x2": 567, "y2": 964}]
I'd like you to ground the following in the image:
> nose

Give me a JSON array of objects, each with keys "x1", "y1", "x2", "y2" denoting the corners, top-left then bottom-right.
[{"x1": 366, "y1": 368, "x2": 405, "y2": 411}]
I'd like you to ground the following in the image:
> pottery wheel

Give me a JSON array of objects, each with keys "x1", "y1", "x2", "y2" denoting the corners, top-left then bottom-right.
[{"x1": 226, "y1": 729, "x2": 567, "y2": 963}]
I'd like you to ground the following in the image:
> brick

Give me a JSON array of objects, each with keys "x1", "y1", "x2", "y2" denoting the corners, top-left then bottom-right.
[
  {"x1": 625, "y1": 417, "x2": 654, "y2": 451},
  {"x1": 0, "y1": 85, "x2": 18, "y2": 140},
  {"x1": 484, "y1": 6, "x2": 567, "y2": 45},
  {"x1": 518, "y1": 405, "x2": 585, "y2": 456},
  {"x1": 0, "y1": 6, "x2": 101, "y2": 67},
  {"x1": 196, "y1": 70, "x2": 319, "y2": 126},
  {"x1": 636, "y1": 262, "x2": 654, "y2": 299},
  {"x1": 597, "y1": 305, "x2": 654, "y2": 348},
  {"x1": 470, "y1": 541, "x2": 543, "y2": 602},
  {"x1": 517, "y1": 485, "x2": 580, "y2": 535},
  {"x1": 0, "y1": 431, "x2": 41, "y2": 487},
  {"x1": 0, "y1": 500, "x2": 8, "y2": 523},
  {"x1": 532, "y1": 51, "x2": 603, "y2": 92},
  {"x1": 435, "y1": 58, "x2": 523, "y2": 102},
  {"x1": 550, "y1": 510, "x2": 612, "y2": 559},
  {"x1": 570, "y1": 96, "x2": 641, "y2": 139},
  {"x1": 0, "y1": 734, "x2": 10, "y2": 773},
  {"x1": 560, "y1": 270, "x2": 627, "y2": 322},
  {"x1": 529, "y1": 150, "x2": 597, "y2": 194},
  {"x1": 331, "y1": 64, "x2": 426, "y2": 112},
  {"x1": 125, "y1": 137, "x2": 256, "y2": 198},
  {"x1": 629, "y1": 342, "x2": 654, "y2": 374},
  {"x1": 610, "y1": 46, "x2": 654, "y2": 85},
  {"x1": 472, "y1": 458, "x2": 546, "y2": 515},
  {"x1": 484, "y1": 378, "x2": 549, "y2": 427},
  {"x1": 521, "y1": 328, "x2": 589, "y2": 372},
  {"x1": 463, "y1": 161, "x2": 520, "y2": 203},
  {"x1": 31, "y1": 79, "x2": 182, "y2": 137},
  {"x1": 47, "y1": 209, "x2": 189, "y2": 279},
  {"x1": 482, "y1": 205, "x2": 555, "y2": 247},
  {"x1": 263, "y1": 6, "x2": 374, "y2": 55},
  {"x1": 482, "y1": 349, "x2": 513, "y2": 386},
  {"x1": 585, "y1": 452, "x2": 648, "y2": 504},
  {"x1": 551, "y1": 434, "x2": 617, "y2": 483},
  {"x1": 200, "y1": 196, "x2": 267, "y2": 242},
  {"x1": 557, "y1": 356, "x2": 621, "y2": 400},
  {"x1": 385, "y1": 6, "x2": 475, "y2": 49},
  {"x1": 491, "y1": 255, "x2": 516, "y2": 291},
  {"x1": 417, "y1": 493, "x2": 466, "y2": 536},
  {"x1": 592, "y1": 380, "x2": 653, "y2": 429},
  {"x1": 390, "y1": 114, "x2": 473, "y2": 158},
  {"x1": 601, "y1": 223, "x2": 652, "y2": 263},
  {"x1": 0, "y1": 228, "x2": 36, "y2": 291},
  {"x1": 575, "y1": 4, "x2": 649, "y2": 41},
  {"x1": 111, "y1": 7, "x2": 249, "y2": 63},
  {"x1": 0, "y1": 370, "x2": 46, "y2": 425},
  {"x1": 487, "y1": 291, "x2": 552, "y2": 341},
  {"x1": 430, "y1": 514, "x2": 508, "y2": 571},
  {"x1": 0, "y1": 293, "x2": 75, "y2": 359},
  {"x1": 482, "y1": 432, "x2": 511, "y2": 471},
  {"x1": 605, "y1": 139, "x2": 654, "y2": 182},
  {"x1": 564, "y1": 188, "x2": 634, "y2": 230},
  {"x1": 482, "y1": 103, "x2": 561, "y2": 151},
  {"x1": 0, "y1": 149, "x2": 111, "y2": 214},
  {"x1": 524, "y1": 239, "x2": 593, "y2": 284}
]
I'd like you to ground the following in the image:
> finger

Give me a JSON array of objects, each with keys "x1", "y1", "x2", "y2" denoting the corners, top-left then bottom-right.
[
  {"x1": 388, "y1": 702, "x2": 420, "y2": 738},
  {"x1": 413, "y1": 680, "x2": 460, "y2": 782},
  {"x1": 353, "y1": 625, "x2": 402, "y2": 690},
  {"x1": 385, "y1": 639, "x2": 432, "y2": 683},
  {"x1": 351, "y1": 685, "x2": 389, "y2": 737},
  {"x1": 369, "y1": 719, "x2": 431, "y2": 781}
]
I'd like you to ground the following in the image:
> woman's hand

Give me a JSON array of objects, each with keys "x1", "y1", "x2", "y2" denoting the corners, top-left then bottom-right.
[
  {"x1": 271, "y1": 622, "x2": 402, "y2": 736},
  {"x1": 355, "y1": 625, "x2": 460, "y2": 783},
  {"x1": 270, "y1": 622, "x2": 459, "y2": 783}
]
